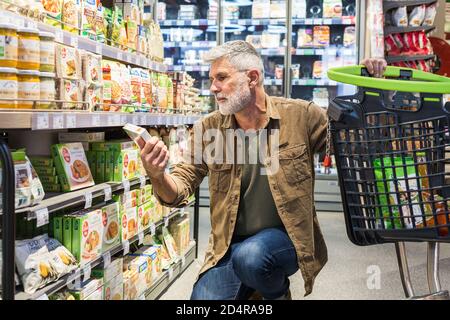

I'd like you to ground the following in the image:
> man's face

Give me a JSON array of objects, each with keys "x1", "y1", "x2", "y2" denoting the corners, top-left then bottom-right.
[{"x1": 209, "y1": 58, "x2": 252, "y2": 116}]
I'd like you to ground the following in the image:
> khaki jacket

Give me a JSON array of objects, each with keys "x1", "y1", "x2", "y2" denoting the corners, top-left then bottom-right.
[{"x1": 156, "y1": 95, "x2": 329, "y2": 296}]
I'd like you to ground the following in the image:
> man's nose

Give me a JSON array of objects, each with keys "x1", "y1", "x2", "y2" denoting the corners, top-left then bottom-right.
[{"x1": 210, "y1": 81, "x2": 220, "y2": 94}]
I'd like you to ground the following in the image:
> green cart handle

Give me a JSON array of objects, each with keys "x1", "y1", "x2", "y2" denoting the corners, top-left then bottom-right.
[{"x1": 327, "y1": 65, "x2": 450, "y2": 94}]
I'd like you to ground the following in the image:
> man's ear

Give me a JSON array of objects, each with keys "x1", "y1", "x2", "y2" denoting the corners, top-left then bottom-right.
[{"x1": 247, "y1": 70, "x2": 260, "y2": 88}]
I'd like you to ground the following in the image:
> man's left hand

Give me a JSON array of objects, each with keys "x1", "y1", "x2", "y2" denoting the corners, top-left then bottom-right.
[{"x1": 361, "y1": 58, "x2": 387, "y2": 78}]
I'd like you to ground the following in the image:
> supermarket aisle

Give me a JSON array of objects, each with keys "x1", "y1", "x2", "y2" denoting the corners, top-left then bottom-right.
[{"x1": 161, "y1": 209, "x2": 450, "y2": 300}]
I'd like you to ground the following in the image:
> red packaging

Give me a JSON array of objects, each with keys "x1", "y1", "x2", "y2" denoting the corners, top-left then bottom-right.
[
  {"x1": 393, "y1": 34, "x2": 406, "y2": 53},
  {"x1": 385, "y1": 35, "x2": 402, "y2": 56},
  {"x1": 403, "y1": 32, "x2": 420, "y2": 55}
]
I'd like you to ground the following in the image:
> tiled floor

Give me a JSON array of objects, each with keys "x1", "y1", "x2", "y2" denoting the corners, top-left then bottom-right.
[{"x1": 160, "y1": 208, "x2": 450, "y2": 300}]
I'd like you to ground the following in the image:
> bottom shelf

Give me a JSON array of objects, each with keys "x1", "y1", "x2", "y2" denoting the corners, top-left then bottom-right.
[{"x1": 145, "y1": 241, "x2": 197, "y2": 300}]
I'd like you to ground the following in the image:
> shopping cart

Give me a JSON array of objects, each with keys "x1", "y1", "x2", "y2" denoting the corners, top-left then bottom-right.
[{"x1": 327, "y1": 65, "x2": 450, "y2": 300}]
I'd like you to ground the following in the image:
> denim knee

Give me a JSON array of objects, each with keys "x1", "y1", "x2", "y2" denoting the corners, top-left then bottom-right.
[{"x1": 231, "y1": 240, "x2": 271, "y2": 279}]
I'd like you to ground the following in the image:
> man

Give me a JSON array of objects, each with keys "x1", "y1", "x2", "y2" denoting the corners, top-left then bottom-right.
[{"x1": 138, "y1": 40, "x2": 387, "y2": 300}]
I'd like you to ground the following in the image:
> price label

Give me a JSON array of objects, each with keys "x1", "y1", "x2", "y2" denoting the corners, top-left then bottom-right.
[
  {"x1": 66, "y1": 114, "x2": 76, "y2": 128},
  {"x1": 71, "y1": 36, "x2": 78, "y2": 48},
  {"x1": 66, "y1": 270, "x2": 81, "y2": 289},
  {"x1": 103, "y1": 252, "x2": 111, "y2": 268},
  {"x1": 181, "y1": 255, "x2": 186, "y2": 267},
  {"x1": 55, "y1": 30, "x2": 64, "y2": 43},
  {"x1": 92, "y1": 114, "x2": 101, "y2": 127},
  {"x1": 114, "y1": 114, "x2": 121, "y2": 125},
  {"x1": 35, "y1": 208, "x2": 49, "y2": 228},
  {"x1": 96, "y1": 43, "x2": 102, "y2": 54},
  {"x1": 36, "y1": 113, "x2": 50, "y2": 130},
  {"x1": 104, "y1": 185, "x2": 112, "y2": 202},
  {"x1": 122, "y1": 179, "x2": 130, "y2": 193},
  {"x1": 139, "y1": 176, "x2": 146, "y2": 188},
  {"x1": 305, "y1": 19, "x2": 312, "y2": 24},
  {"x1": 253, "y1": 19, "x2": 260, "y2": 25},
  {"x1": 138, "y1": 232, "x2": 144, "y2": 245},
  {"x1": 313, "y1": 18, "x2": 322, "y2": 25},
  {"x1": 107, "y1": 115, "x2": 115, "y2": 126},
  {"x1": 150, "y1": 223, "x2": 156, "y2": 235},
  {"x1": 343, "y1": 18, "x2": 352, "y2": 25},
  {"x1": 117, "y1": 51, "x2": 124, "y2": 61},
  {"x1": 316, "y1": 49, "x2": 324, "y2": 55},
  {"x1": 52, "y1": 113, "x2": 64, "y2": 129},
  {"x1": 83, "y1": 264, "x2": 91, "y2": 282},
  {"x1": 324, "y1": 18, "x2": 332, "y2": 25},
  {"x1": 84, "y1": 192, "x2": 92, "y2": 209},
  {"x1": 122, "y1": 240, "x2": 130, "y2": 255},
  {"x1": 120, "y1": 115, "x2": 127, "y2": 124},
  {"x1": 27, "y1": 20, "x2": 37, "y2": 29},
  {"x1": 164, "y1": 216, "x2": 169, "y2": 227},
  {"x1": 37, "y1": 294, "x2": 49, "y2": 300},
  {"x1": 132, "y1": 116, "x2": 139, "y2": 125},
  {"x1": 168, "y1": 267, "x2": 174, "y2": 280}
]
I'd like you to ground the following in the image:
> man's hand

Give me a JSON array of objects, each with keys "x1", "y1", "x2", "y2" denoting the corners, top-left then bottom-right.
[
  {"x1": 361, "y1": 58, "x2": 387, "y2": 78},
  {"x1": 137, "y1": 136, "x2": 169, "y2": 181}
]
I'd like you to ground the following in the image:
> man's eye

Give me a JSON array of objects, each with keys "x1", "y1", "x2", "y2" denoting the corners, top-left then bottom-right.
[{"x1": 217, "y1": 76, "x2": 226, "y2": 81}]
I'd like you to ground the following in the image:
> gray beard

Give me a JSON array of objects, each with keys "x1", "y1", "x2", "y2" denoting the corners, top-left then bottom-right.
[{"x1": 217, "y1": 81, "x2": 252, "y2": 116}]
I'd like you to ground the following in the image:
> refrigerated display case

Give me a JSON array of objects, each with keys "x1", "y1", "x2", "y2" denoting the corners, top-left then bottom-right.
[{"x1": 157, "y1": 0, "x2": 218, "y2": 113}]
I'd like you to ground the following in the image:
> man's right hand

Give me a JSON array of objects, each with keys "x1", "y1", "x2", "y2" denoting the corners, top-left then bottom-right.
[{"x1": 137, "y1": 136, "x2": 169, "y2": 181}]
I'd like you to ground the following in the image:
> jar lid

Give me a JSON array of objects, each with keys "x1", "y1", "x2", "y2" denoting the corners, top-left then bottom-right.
[
  {"x1": 18, "y1": 70, "x2": 40, "y2": 76},
  {"x1": 0, "y1": 67, "x2": 18, "y2": 74},
  {"x1": 39, "y1": 31, "x2": 55, "y2": 39},
  {"x1": 39, "y1": 72, "x2": 56, "y2": 78},
  {"x1": 0, "y1": 23, "x2": 17, "y2": 30},
  {"x1": 17, "y1": 27, "x2": 39, "y2": 34}
]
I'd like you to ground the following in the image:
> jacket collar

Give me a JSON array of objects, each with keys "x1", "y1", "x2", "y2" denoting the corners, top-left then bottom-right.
[{"x1": 221, "y1": 94, "x2": 281, "y2": 129}]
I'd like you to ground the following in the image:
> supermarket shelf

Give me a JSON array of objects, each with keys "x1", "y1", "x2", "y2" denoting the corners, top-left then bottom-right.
[
  {"x1": 15, "y1": 176, "x2": 150, "y2": 219},
  {"x1": 15, "y1": 201, "x2": 195, "y2": 300},
  {"x1": 384, "y1": 25, "x2": 436, "y2": 35},
  {"x1": 169, "y1": 65, "x2": 210, "y2": 72},
  {"x1": 386, "y1": 54, "x2": 435, "y2": 63},
  {"x1": 159, "y1": 19, "x2": 217, "y2": 26},
  {"x1": 264, "y1": 79, "x2": 338, "y2": 86},
  {"x1": 222, "y1": 17, "x2": 355, "y2": 26},
  {"x1": 4, "y1": 11, "x2": 167, "y2": 73},
  {"x1": 0, "y1": 111, "x2": 202, "y2": 130},
  {"x1": 144, "y1": 241, "x2": 196, "y2": 300},
  {"x1": 164, "y1": 41, "x2": 216, "y2": 49},
  {"x1": 259, "y1": 47, "x2": 355, "y2": 56},
  {"x1": 383, "y1": 0, "x2": 437, "y2": 12}
]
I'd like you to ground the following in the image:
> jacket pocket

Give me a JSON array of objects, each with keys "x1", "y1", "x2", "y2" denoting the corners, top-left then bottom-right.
[
  {"x1": 208, "y1": 164, "x2": 233, "y2": 193},
  {"x1": 278, "y1": 144, "x2": 310, "y2": 186}
]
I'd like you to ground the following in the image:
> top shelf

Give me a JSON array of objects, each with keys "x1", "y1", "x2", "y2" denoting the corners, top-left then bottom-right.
[
  {"x1": 384, "y1": 25, "x2": 436, "y2": 35},
  {"x1": 159, "y1": 17, "x2": 356, "y2": 27},
  {"x1": 383, "y1": 0, "x2": 438, "y2": 11},
  {"x1": 5, "y1": 11, "x2": 167, "y2": 73}
]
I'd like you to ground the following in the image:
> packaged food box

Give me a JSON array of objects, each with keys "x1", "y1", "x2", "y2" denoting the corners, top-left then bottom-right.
[
  {"x1": 85, "y1": 151, "x2": 96, "y2": 179},
  {"x1": 123, "y1": 269, "x2": 139, "y2": 300},
  {"x1": 34, "y1": 166, "x2": 57, "y2": 176},
  {"x1": 72, "y1": 209, "x2": 103, "y2": 265},
  {"x1": 123, "y1": 124, "x2": 152, "y2": 147},
  {"x1": 56, "y1": 44, "x2": 81, "y2": 80},
  {"x1": 121, "y1": 206, "x2": 138, "y2": 241},
  {"x1": 58, "y1": 132, "x2": 105, "y2": 143},
  {"x1": 95, "y1": 151, "x2": 106, "y2": 183},
  {"x1": 91, "y1": 140, "x2": 136, "y2": 152},
  {"x1": 140, "y1": 184, "x2": 153, "y2": 205},
  {"x1": 43, "y1": 184, "x2": 62, "y2": 193},
  {"x1": 63, "y1": 215, "x2": 73, "y2": 252},
  {"x1": 92, "y1": 257, "x2": 123, "y2": 283},
  {"x1": 85, "y1": 84, "x2": 103, "y2": 111},
  {"x1": 123, "y1": 254, "x2": 151, "y2": 295},
  {"x1": 114, "y1": 189, "x2": 139, "y2": 210},
  {"x1": 103, "y1": 273, "x2": 123, "y2": 300},
  {"x1": 313, "y1": 26, "x2": 330, "y2": 48},
  {"x1": 161, "y1": 226, "x2": 179, "y2": 261},
  {"x1": 70, "y1": 278, "x2": 103, "y2": 300},
  {"x1": 169, "y1": 216, "x2": 190, "y2": 255},
  {"x1": 59, "y1": 79, "x2": 82, "y2": 110},
  {"x1": 52, "y1": 143, "x2": 95, "y2": 192},
  {"x1": 62, "y1": 0, "x2": 80, "y2": 33},
  {"x1": 41, "y1": 0, "x2": 63, "y2": 27},
  {"x1": 131, "y1": 245, "x2": 161, "y2": 282},
  {"x1": 130, "y1": 68, "x2": 142, "y2": 105},
  {"x1": 270, "y1": 0, "x2": 285, "y2": 18},
  {"x1": 137, "y1": 201, "x2": 153, "y2": 234},
  {"x1": 81, "y1": 0, "x2": 98, "y2": 40},
  {"x1": 104, "y1": 151, "x2": 114, "y2": 182},
  {"x1": 38, "y1": 175, "x2": 59, "y2": 184},
  {"x1": 140, "y1": 69, "x2": 152, "y2": 107},
  {"x1": 101, "y1": 202, "x2": 120, "y2": 251},
  {"x1": 29, "y1": 156, "x2": 54, "y2": 167},
  {"x1": 13, "y1": 153, "x2": 46, "y2": 208},
  {"x1": 252, "y1": 0, "x2": 270, "y2": 18},
  {"x1": 114, "y1": 149, "x2": 140, "y2": 182},
  {"x1": 53, "y1": 216, "x2": 63, "y2": 244},
  {"x1": 82, "y1": 51, "x2": 102, "y2": 84},
  {"x1": 323, "y1": 0, "x2": 342, "y2": 18}
]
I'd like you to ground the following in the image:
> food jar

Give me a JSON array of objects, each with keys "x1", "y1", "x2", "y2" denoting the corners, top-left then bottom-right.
[
  {"x1": 17, "y1": 69, "x2": 40, "y2": 109},
  {"x1": 0, "y1": 67, "x2": 18, "y2": 108},
  {"x1": 39, "y1": 32, "x2": 55, "y2": 73},
  {"x1": 0, "y1": 24, "x2": 18, "y2": 68},
  {"x1": 17, "y1": 28, "x2": 40, "y2": 70},
  {"x1": 39, "y1": 72, "x2": 56, "y2": 109}
]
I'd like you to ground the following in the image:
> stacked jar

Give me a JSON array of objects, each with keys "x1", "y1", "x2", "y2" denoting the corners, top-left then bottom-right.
[
  {"x1": 0, "y1": 23, "x2": 18, "y2": 108},
  {"x1": 39, "y1": 32, "x2": 56, "y2": 109},
  {"x1": 17, "y1": 27, "x2": 40, "y2": 109}
]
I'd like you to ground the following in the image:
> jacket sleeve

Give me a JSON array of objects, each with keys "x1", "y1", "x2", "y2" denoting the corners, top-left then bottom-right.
[
  {"x1": 153, "y1": 121, "x2": 208, "y2": 208},
  {"x1": 306, "y1": 102, "x2": 328, "y2": 155}
]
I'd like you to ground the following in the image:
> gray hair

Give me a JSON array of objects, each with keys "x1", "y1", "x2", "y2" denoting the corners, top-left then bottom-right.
[{"x1": 203, "y1": 40, "x2": 265, "y2": 85}]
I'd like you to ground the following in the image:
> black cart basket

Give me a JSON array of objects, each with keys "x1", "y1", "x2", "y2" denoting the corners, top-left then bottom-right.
[{"x1": 327, "y1": 65, "x2": 450, "y2": 299}]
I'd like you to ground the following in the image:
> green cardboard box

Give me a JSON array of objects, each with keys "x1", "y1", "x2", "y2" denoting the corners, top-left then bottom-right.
[
  {"x1": 72, "y1": 209, "x2": 103, "y2": 266},
  {"x1": 63, "y1": 216, "x2": 73, "y2": 253},
  {"x1": 53, "y1": 216, "x2": 63, "y2": 244},
  {"x1": 101, "y1": 202, "x2": 120, "y2": 251}
]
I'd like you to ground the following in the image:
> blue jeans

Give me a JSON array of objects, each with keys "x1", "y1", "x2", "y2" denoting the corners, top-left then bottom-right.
[{"x1": 191, "y1": 227, "x2": 298, "y2": 300}]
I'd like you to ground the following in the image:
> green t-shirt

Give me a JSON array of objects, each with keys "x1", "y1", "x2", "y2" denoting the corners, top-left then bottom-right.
[{"x1": 235, "y1": 130, "x2": 283, "y2": 236}]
